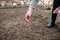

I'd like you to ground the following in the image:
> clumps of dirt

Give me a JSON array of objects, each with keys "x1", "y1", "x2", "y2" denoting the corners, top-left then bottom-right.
[{"x1": 0, "y1": 7, "x2": 60, "y2": 40}]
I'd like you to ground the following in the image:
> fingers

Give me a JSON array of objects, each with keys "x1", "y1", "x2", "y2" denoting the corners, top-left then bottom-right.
[
  {"x1": 53, "y1": 7, "x2": 60, "y2": 14},
  {"x1": 53, "y1": 9, "x2": 58, "y2": 14},
  {"x1": 25, "y1": 15, "x2": 31, "y2": 23}
]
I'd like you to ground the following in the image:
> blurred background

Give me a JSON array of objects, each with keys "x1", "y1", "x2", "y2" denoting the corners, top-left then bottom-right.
[{"x1": 0, "y1": 0, "x2": 53, "y2": 9}]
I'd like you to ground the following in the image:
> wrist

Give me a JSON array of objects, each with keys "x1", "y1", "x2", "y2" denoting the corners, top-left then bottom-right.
[{"x1": 29, "y1": 5, "x2": 35, "y2": 9}]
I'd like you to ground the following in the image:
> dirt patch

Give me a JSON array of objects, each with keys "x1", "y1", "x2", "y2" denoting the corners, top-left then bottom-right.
[{"x1": 0, "y1": 7, "x2": 60, "y2": 40}]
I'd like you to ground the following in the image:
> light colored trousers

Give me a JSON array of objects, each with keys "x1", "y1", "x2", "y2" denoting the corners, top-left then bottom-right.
[{"x1": 30, "y1": 0, "x2": 39, "y2": 7}]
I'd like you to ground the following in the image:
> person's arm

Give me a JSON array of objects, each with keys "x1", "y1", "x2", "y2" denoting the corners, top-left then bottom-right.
[{"x1": 25, "y1": 0, "x2": 39, "y2": 23}]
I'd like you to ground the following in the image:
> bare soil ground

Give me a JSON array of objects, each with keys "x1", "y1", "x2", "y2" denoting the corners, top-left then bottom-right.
[{"x1": 0, "y1": 7, "x2": 60, "y2": 40}]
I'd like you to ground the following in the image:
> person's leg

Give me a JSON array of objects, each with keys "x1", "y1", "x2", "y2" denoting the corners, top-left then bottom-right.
[{"x1": 47, "y1": 0, "x2": 60, "y2": 28}]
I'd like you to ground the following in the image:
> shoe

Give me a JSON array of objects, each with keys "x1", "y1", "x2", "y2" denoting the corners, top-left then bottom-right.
[{"x1": 47, "y1": 22, "x2": 55, "y2": 28}]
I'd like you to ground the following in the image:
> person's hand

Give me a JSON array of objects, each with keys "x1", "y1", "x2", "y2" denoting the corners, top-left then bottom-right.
[
  {"x1": 25, "y1": 5, "x2": 35, "y2": 23},
  {"x1": 53, "y1": 7, "x2": 60, "y2": 14},
  {"x1": 25, "y1": 11, "x2": 32, "y2": 23}
]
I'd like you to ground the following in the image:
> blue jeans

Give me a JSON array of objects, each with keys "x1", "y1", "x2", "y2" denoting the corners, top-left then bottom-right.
[{"x1": 30, "y1": 0, "x2": 39, "y2": 7}]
